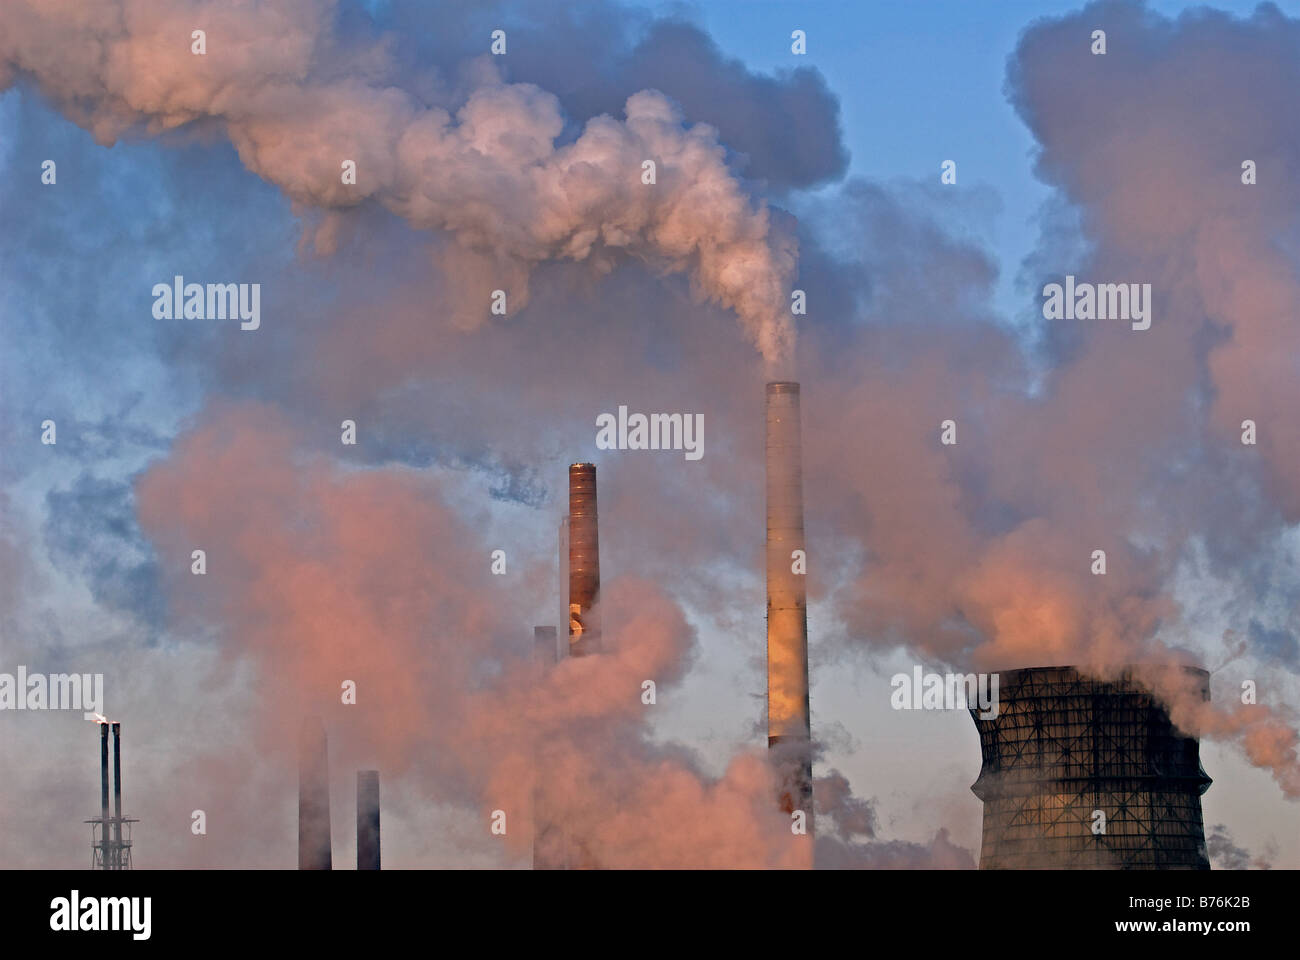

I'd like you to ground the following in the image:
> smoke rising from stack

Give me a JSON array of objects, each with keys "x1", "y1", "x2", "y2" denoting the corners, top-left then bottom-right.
[
  {"x1": 0, "y1": 0, "x2": 798, "y2": 369},
  {"x1": 137, "y1": 406, "x2": 831, "y2": 867},
  {"x1": 298, "y1": 716, "x2": 331, "y2": 870}
]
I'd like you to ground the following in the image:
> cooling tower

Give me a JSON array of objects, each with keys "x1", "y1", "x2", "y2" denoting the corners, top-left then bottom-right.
[
  {"x1": 765, "y1": 382, "x2": 813, "y2": 823},
  {"x1": 356, "y1": 770, "x2": 380, "y2": 870},
  {"x1": 567, "y1": 463, "x2": 600, "y2": 657},
  {"x1": 298, "y1": 716, "x2": 332, "y2": 870},
  {"x1": 970, "y1": 665, "x2": 1212, "y2": 869}
]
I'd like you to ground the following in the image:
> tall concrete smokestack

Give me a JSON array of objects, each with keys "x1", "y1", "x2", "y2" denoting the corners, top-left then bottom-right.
[
  {"x1": 765, "y1": 382, "x2": 813, "y2": 827},
  {"x1": 971, "y1": 665, "x2": 1212, "y2": 869},
  {"x1": 567, "y1": 463, "x2": 600, "y2": 657},
  {"x1": 356, "y1": 770, "x2": 380, "y2": 870},
  {"x1": 298, "y1": 716, "x2": 332, "y2": 870}
]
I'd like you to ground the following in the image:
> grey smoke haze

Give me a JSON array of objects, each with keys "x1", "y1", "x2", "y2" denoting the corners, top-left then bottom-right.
[{"x1": 1206, "y1": 822, "x2": 1272, "y2": 870}]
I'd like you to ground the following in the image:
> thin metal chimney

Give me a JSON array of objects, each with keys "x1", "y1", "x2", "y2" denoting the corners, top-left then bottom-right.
[
  {"x1": 99, "y1": 722, "x2": 109, "y2": 866},
  {"x1": 298, "y1": 716, "x2": 332, "y2": 870},
  {"x1": 765, "y1": 382, "x2": 813, "y2": 827},
  {"x1": 111, "y1": 722, "x2": 123, "y2": 871},
  {"x1": 88, "y1": 720, "x2": 136, "y2": 869},
  {"x1": 356, "y1": 770, "x2": 380, "y2": 870},
  {"x1": 567, "y1": 463, "x2": 600, "y2": 657}
]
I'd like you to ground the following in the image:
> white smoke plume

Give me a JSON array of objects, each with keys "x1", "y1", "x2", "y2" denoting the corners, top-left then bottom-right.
[{"x1": 0, "y1": 0, "x2": 798, "y2": 367}]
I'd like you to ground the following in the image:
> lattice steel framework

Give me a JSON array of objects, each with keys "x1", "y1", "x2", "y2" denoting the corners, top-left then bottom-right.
[{"x1": 970, "y1": 666, "x2": 1212, "y2": 870}]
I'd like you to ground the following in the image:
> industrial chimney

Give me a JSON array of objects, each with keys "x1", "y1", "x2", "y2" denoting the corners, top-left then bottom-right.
[
  {"x1": 534, "y1": 624, "x2": 558, "y2": 669},
  {"x1": 558, "y1": 517, "x2": 570, "y2": 656},
  {"x1": 765, "y1": 382, "x2": 813, "y2": 827},
  {"x1": 98, "y1": 721, "x2": 109, "y2": 866},
  {"x1": 970, "y1": 665, "x2": 1212, "y2": 869},
  {"x1": 298, "y1": 716, "x2": 332, "y2": 870},
  {"x1": 532, "y1": 625, "x2": 561, "y2": 869},
  {"x1": 567, "y1": 463, "x2": 600, "y2": 657},
  {"x1": 356, "y1": 770, "x2": 380, "y2": 870},
  {"x1": 87, "y1": 720, "x2": 136, "y2": 869},
  {"x1": 111, "y1": 722, "x2": 123, "y2": 870}
]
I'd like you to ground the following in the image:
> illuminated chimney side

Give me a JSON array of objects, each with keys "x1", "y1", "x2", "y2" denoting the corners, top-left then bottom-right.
[
  {"x1": 765, "y1": 382, "x2": 813, "y2": 825},
  {"x1": 356, "y1": 770, "x2": 380, "y2": 870},
  {"x1": 298, "y1": 716, "x2": 332, "y2": 870},
  {"x1": 970, "y1": 665, "x2": 1212, "y2": 869},
  {"x1": 567, "y1": 463, "x2": 600, "y2": 657}
]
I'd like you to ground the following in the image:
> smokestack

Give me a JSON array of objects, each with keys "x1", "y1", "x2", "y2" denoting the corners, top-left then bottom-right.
[
  {"x1": 111, "y1": 722, "x2": 122, "y2": 871},
  {"x1": 558, "y1": 517, "x2": 569, "y2": 658},
  {"x1": 765, "y1": 382, "x2": 813, "y2": 826},
  {"x1": 532, "y1": 625, "x2": 559, "y2": 869},
  {"x1": 567, "y1": 463, "x2": 600, "y2": 657},
  {"x1": 534, "y1": 624, "x2": 557, "y2": 668},
  {"x1": 971, "y1": 665, "x2": 1213, "y2": 869},
  {"x1": 298, "y1": 716, "x2": 332, "y2": 870},
  {"x1": 356, "y1": 770, "x2": 380, "y2": 870},
  {"x1": 99, "y1": 721, "x2": 109, "y2": 867}
]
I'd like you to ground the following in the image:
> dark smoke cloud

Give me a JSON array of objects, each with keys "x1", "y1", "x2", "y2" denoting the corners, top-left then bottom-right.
[
  {"x1": 43, "y1": 473, "x2": 166, "y2": 631},
  {"x1": 383, "y1": 3, "x2": 850, "y2": 190}
]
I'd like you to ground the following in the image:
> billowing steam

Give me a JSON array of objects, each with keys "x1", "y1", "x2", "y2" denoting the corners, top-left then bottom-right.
[{"x1": 0, "y1": 0, "x2": 797, "y2": 367}]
